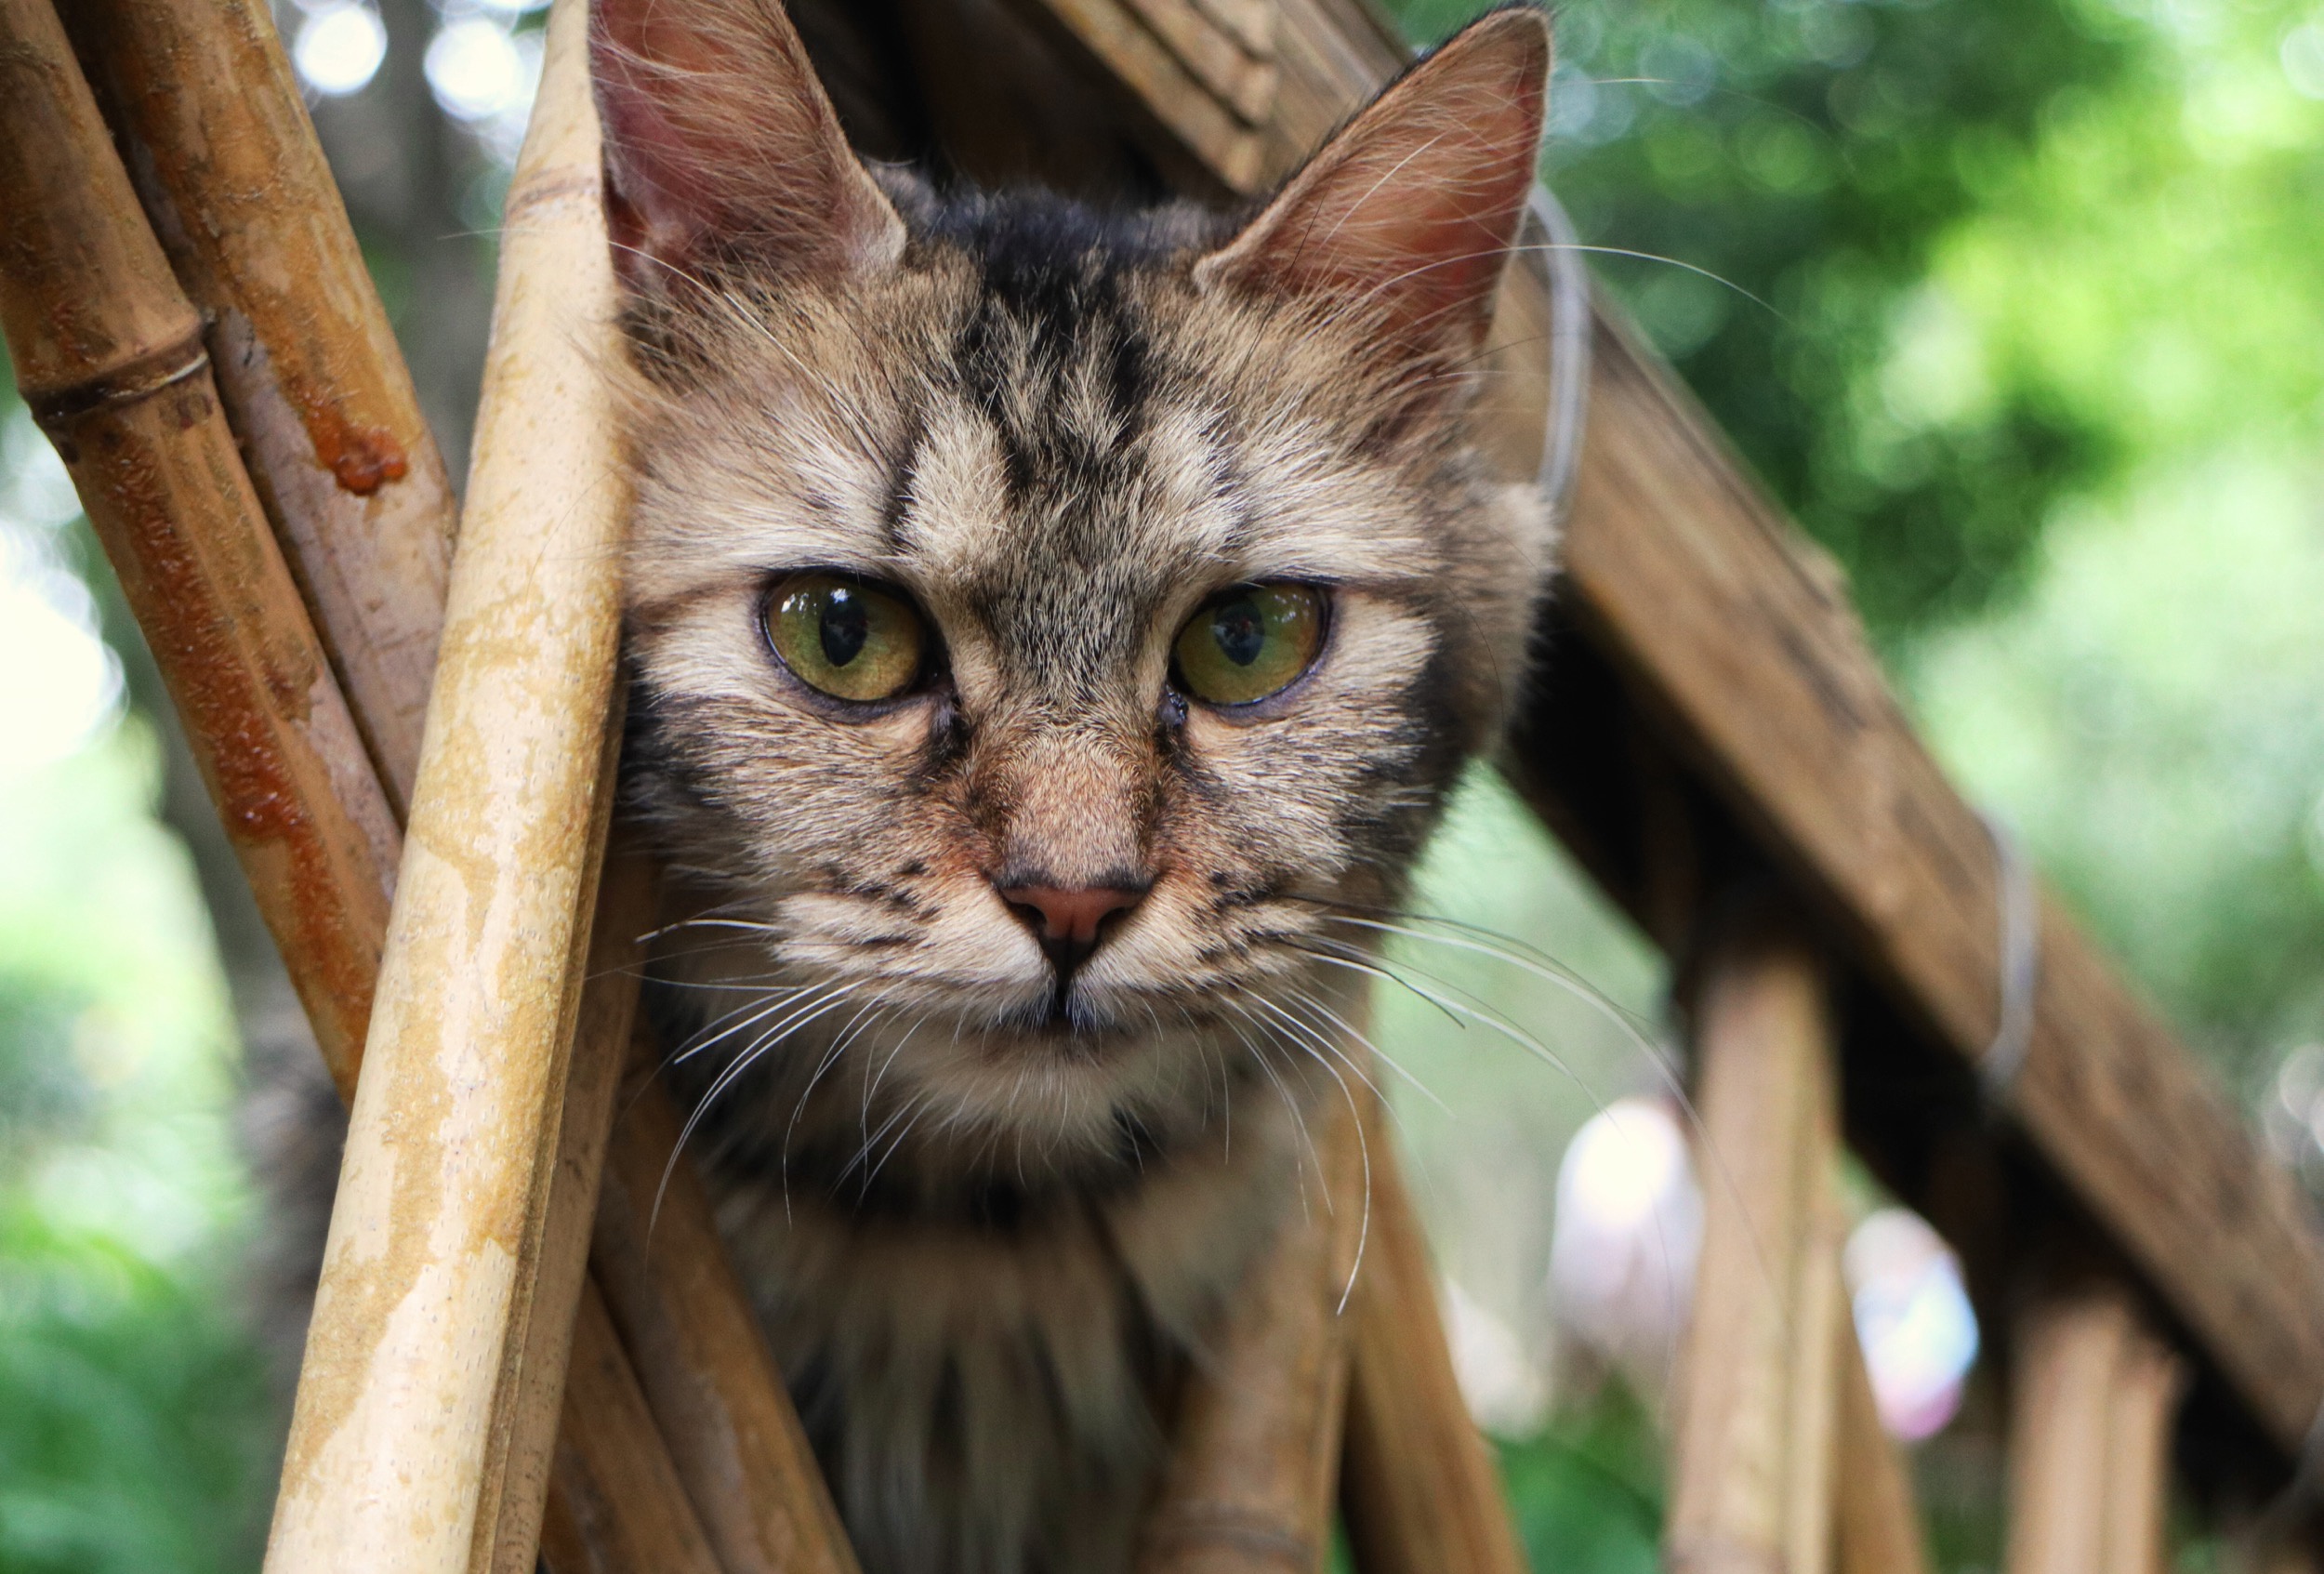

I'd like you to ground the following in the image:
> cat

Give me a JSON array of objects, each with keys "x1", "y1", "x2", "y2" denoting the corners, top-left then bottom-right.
[{"x1": 587, "y1": 4, "x2": 1556, "y2": 1569}]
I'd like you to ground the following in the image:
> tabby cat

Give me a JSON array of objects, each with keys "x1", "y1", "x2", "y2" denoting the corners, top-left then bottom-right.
[{"x1": 592, "y1": 1, "x2": 1555, "y2": 1567}]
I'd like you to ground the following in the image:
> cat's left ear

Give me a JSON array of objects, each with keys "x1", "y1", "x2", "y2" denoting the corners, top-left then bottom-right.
[
  {"x1": 590, "y1": 0, "x2": 905, "y2": 292},
  {"x1": 1194, "y1": 7, "x2": 1549, "y2": 365}
]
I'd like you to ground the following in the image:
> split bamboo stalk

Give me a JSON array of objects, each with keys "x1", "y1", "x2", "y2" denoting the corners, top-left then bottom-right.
[
  {"x1": 62, "y1": 0, "x2": 456, "y2": 813},
  {"x1": 1338, "y1": 1105, "x2": 1528, "y2": 1574},
  {"x1": 2003, "y1": 1282, "x2": 2185, "y2": 1574},
  {"x1": 1137, "y1": 1091, "x2": 1367, "y2": 1574},
  {"x1": 1666, "y1": 908, "x2": 1845, "y2": 1574},
  {"x1": 0, "y1": 0, "x2": 399, "y2": 1091},
  {"x1": 259, "y1": 0, "x2": 634, "y2": 1565},
  {"x1": 590, "y1": 1057, "x2": 861, "y2": 1574}
]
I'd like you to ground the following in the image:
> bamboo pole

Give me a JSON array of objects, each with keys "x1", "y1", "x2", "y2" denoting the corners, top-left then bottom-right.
[
  {"x1": 1338, "y1": 1107, "x2": 1528, "y2": 1574},
  {"x1": 3, "y1": 7, "x2": 833, "y2": 1567},
  {"x1": 0, "y1": 0, "x2": 399, "y2": 1093},
  {"x1": 2004, "y1": 1282, "x2": 2185, "y2": 1574},
  {"x1": 61, "y1": 0, "x2": 456, "y2": 813},
  {"x1": 590, "y1": 1059, "x2": 862, "y2": 1574},
  {"x1": 259, "y1": 0, "x2": 634, "y2": 1565},
  {"x1": 1666, "y1": 908, "x2": 1843, "y2": 1574},
  {"x1": 1137, "y1": 1091, "x2": 1367, "y2": 1574},
  {"x1": 539, "y1": 1282, "x2": 725, "y2": 1574},
  {"x1": 46, "y1": 3, "x2": 849, "y2": 1564},
  {"x1": 1833, "y1": 1269, "x2": 1932, "y2": 1574}
]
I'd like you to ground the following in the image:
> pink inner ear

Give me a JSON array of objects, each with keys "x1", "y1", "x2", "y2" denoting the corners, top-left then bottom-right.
[
  {"x1": 590, "y1": 0, "x2": 903, "y2": 289},
  {"x1": 1197, "y1": 11, "x2": 1551, "y2": 359}
]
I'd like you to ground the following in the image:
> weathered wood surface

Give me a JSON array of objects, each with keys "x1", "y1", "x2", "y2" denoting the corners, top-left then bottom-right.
[
  {"x1": 2004, "y1": 1282, "x2": 2184, "y2": 1574},
  {"x1": 591, "y1": 1056, "x2": 862, "y2": 1574},
  {"x1": 1137, "y1": 1091, "x2": 1366, "y2": 1574},
  {"x1": 1666, "y1": 913, "x2": 1844, "y2": 1574},
  {"x1": 62, "y1": 0, "x2": 456, "y2": 814},
  {"x1": 1339, "y1": 1104, "x2": 1529, "y2": 1574},
  {"x1": 1024, "y1": 0, "x2": 2324, "y2": 1463},
  {"x1": 260, "y1": 1, "x2": 635, "y2": 1565},
  {"x1": 0, "y1": 0, "x2": 400, "y2": 1095}
]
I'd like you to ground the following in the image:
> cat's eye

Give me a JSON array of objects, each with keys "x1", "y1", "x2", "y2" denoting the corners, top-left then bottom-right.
[
  {"x1": 1171, "y1": 583, "x2": 1327, "y2": 708},
  {"x1": 763, "y1": 573, "x2": 927, "y2": 704}
]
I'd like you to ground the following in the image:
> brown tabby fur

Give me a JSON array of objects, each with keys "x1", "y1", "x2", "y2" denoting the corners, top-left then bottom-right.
[
  {"x1": 598, "y1": 6, "x2": 1555, "y2": 1570},
  {"x1": 252, "y1": 8, "x2": 1557, "y2": 1574}
]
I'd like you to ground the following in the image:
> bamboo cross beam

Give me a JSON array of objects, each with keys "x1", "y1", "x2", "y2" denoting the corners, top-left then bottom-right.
[{"x1": 1013, "y1": 0, "x2": 2324, "y2": 1471}]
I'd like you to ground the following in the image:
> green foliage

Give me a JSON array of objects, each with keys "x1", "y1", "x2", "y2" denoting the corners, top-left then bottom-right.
[
  {"x1": 1396, "y1": 0, "x2": 2148, "y2": 637},
  {"x1": 1497, "y1": 1384, "x2": 1664, "y2": 1573},
  {"x1": 0, "y1": 1213, "x2": 268, "y2": 1574},
  {"x1": 0, "y1": 978, "x2": 93, "y2": 1184}
]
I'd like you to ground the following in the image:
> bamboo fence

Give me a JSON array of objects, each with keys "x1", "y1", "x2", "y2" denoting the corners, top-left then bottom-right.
[{"x1": 8, "y1": 0, "x2": 2324, "y2": 1567}]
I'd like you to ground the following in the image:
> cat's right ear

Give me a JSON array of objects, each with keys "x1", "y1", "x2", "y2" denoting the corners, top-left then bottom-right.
[{"x1": 590, "y1": 0, "x2": 905, "y2": 292}]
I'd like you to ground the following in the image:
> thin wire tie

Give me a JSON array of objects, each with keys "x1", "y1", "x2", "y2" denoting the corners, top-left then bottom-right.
[
  {"x1": 1526, "y1": 181, "x2": 1591, "y2": 520},
  {"x1": 1978, "y1": 809, "x2": 2040, "y2": 1104}
]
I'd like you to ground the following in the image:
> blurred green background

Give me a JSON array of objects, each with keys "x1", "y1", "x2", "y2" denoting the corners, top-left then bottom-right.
[{"x1": 4, "y1": 0, "x2": 2323, "y2": 1566}]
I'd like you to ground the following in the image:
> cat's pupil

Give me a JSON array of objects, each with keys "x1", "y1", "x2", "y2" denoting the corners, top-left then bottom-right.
[
  {"x1": 1211, "y1": 598, "x2": 1265, "y2": 667},
  {"x1": 820, "y1": 590, "x2": 870, "y2": 668}
]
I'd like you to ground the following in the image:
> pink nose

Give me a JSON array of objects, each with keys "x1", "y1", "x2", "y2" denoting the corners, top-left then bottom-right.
[{"x1": 998, "y1": 884, "x2": 1143, "y2": 947}]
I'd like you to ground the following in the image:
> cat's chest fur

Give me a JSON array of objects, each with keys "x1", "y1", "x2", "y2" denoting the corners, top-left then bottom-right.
[{"x1": 661, "y1": 972, "x2": 1327, "y2": 1574}]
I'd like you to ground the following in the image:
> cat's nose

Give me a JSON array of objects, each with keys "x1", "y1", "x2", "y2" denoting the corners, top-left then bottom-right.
[{"x1": 998, "y1": 882, "x2": 1145, "y2": 975}]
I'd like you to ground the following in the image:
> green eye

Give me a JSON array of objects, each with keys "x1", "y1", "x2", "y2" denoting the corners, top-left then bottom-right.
[
  {"x1": 763, "y1": 574, "x2": 926, "y2": 704},
  {"x1": 1172, "y1": 583, "x2": 1326, "y2": 708}
]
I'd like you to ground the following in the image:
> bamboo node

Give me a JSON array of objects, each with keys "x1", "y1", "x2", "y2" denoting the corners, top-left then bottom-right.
[
  {"x1": 23, "y1": 324, "x2": 211, "y2": 434},
  {"x1": 1139, "y1": 1509, "x2": 1315, "y2": 1570}
]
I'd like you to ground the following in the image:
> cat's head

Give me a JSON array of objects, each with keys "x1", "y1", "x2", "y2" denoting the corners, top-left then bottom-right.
[{"x1": 597, "y1": 0, "x2": 1557, "y2": 1173}]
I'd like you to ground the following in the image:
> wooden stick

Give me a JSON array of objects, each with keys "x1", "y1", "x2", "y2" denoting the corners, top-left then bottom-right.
[
  {"x1": 1338, "y1": 1107, "x2": 1527, "y2": 1574},
  {"x1": 59, "y1": 0, "x2": 842, "y2": 1560},
  {"x1": 261, "y1": 1, "x2": 633, "y2": 1566},
  {"x1": 3, "y1": 10, "x2": 813, "y2": 1566},
  {"x1": 489, "y1": 826, "x2": 655, "y2": 1569},
  {"x1": 0, "y1": 0, "x2": 398, "y2": 1096},
  {"x1": 1665, "y1": 909, "x2": 1842, "y2": 1574},
  {"x1": 2004, "y1": 1283, "x2": 2185, "y2": 1574},
  {"x1": 1831, "y1": 1267, "x2": 1931, "y2": 1574},
  {"x1": 1137, "y1": 1091, "x2": 1367, "y2": 1574},
  {"x1": 590, "y1": 1060, "x2": 861, "y2": 1574},
  {"x1": 539, "y1": 1282, "x2": 724, "y2": 1574},
  {"x1": 2101, "y1": 1320, "x2": 2184, "y2": 1574},
  {"x1": 61, "y1": 0, "x2": 456, "y2": 813}
]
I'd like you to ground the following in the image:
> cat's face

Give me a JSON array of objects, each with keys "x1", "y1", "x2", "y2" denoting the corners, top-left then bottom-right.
[{"x1": 599, "y1": 0, "x2": 1555, "y2": 1171}]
